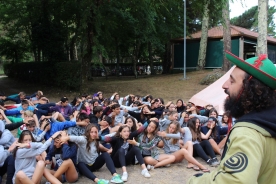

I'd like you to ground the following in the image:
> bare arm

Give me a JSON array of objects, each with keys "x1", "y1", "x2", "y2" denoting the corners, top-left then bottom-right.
[
  {"x1": 200, "y1": 124, "x2": 214, "y2": 140},
  {"x1": 0, "y1": 109, "x2": 12, "y2": 124}
]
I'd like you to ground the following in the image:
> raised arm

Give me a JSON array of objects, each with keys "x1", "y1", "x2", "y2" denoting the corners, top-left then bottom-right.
[{"x1": 200, "y1": 123, "x2": 214, "y2": 139}]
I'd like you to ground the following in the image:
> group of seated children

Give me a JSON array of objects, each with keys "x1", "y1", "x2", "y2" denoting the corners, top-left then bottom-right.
[{"x1": 0, "y1": 91, "x2": 233, "y2": 184}]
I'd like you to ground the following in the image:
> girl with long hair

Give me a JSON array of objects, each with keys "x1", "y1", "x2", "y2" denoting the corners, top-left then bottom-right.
[
  {"x1": 60, "y1": 124, "x2": 122, "y2": 184},
  {"x1": 80, "y1": 101, "x2": 91, "y2": 116},
  {"x1": 137, "y1": 119, "x2": 175, "y2": 170},
  {"x1": 70, "y1": 96, "x2": 82, "y2": 111},
  {"x1": 124, "y1": 116, "x2": 138, "y2": 132},
  {"x1": 97, "y1": 91, "x2": 105, "y2": 105},
  {"x1": 201, "y1": 109, "x2": 230, "y2": 155},
  {"x1": 157, "y1": 121, "x2": 210, "y2": 172},
  {"x1": 100, "y1": 121, "x2": 151, "y2": 182},
  {"x1": 13, "y1": 130, "x2": 61, "y2": 184},
  {"x1": 176, "y1": 99, "x2": 186, "y2": 113},
  {"x1": 182, "y1": 117, "x2": 219, "y2": 167}
]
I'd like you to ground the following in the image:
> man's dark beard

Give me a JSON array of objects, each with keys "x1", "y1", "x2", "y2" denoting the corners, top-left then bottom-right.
[{"x1": 224, "y1": 95, "x2": 245, "y2": 119}]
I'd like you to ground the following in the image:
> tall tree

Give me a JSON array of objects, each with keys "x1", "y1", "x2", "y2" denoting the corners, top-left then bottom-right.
[
  {"x1": 222, "y1": 0, "x2": 231, "y2": 71},
  {"x1": 197, "y1": 0, "x2": 210, "y2": 70},
  {"x1": 257, "y1": 0, "x2": 268, "y2": 55}
]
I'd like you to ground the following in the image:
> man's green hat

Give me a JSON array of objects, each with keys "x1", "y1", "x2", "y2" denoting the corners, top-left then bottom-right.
[{"x1": 226, "y1": 51, "x2": 276, "y2": 89}]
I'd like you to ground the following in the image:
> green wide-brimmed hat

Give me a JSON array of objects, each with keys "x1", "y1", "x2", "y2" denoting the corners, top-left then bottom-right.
[{"x1": 226, "y1": 51, "x2": 276, "y2": 89}]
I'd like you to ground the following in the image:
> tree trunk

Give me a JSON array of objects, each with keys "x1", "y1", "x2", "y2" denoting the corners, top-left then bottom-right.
[
  {"x1": 38, "y1": 48, "x2": 41, "y2": 62},
  {"x1": 222, "y1": 0, "x2": 231, "y2": 71},
  {"x1": 132, "y1": 56, "x2": 137, "y2": 78},
  {"x1": 80, "y1": 8, "x2": 94, "y2": 93},
  {"x1": 132, "y1": 41, "x2": 140, "y2": 78},
  {"x1": 115, "y1": 37, "x2": 120, "y2": 76},
  {"x1": 70, "y1": 38, "x2": 79, "y2": 61},
  {"x1": 162, "y1": 41, "x2": 171, "y2": 74},
  {"x1": 32, "y1": 45, "x2": 38, "y2": 62},
  {"x1": 148, "y1": 42, "x2": 154, "y2": 75},
  {"x1": 197, "y1": 0, "x2": 210, "y2": 70},
  {"x1": 257, "y1": 0, "x2": 268, "y2": 55}
]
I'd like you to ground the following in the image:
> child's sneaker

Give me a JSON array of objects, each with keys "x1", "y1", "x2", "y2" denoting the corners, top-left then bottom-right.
[
  {"x1": 121, "y1": 172, "x2": 128, "y2": 182},
  {"x1": 141, "y1": 169, "x2": 151, "y2": 178},
  {"x1": 110, "y1": 174, "x2": 124, "y2": 183},
  {"x1": 147, "y1": 165, "x2": 154, "y2": 170},
  {"x1": 97, "y1": 179, "x2": 109, "y2": 184},
  {"x1": 211, "y1": 158, "x2": 220, "y2": 166},
  {"x1": 207, "y1": 159, "x2": 213, "y2": 165},
  {"x1": 207, "y1": 158, "x2": 219, "y2": 167}
]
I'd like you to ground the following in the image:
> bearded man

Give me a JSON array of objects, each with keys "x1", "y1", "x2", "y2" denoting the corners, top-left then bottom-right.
[{"x1": 187, "y1": 51, "x2": 276, "y2": 184}]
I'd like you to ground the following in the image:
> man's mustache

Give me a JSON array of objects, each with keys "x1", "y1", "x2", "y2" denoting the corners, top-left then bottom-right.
[{"x1": 224, "y1": 89, "x2": 229, "y2": 95}]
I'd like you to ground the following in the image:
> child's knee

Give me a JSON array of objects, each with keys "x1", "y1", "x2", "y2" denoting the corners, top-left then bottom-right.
[
  {"x1": 16, "y1": 171, "x2": 27, "y2": 180},
  {"x1": 36, "y1": 160, "x2": 45, "y2": 168},
  {"x1": 63, "y1": 159, "x2": 73, "y2": 165}
]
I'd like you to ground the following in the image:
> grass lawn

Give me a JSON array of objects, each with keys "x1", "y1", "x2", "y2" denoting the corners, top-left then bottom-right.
[{"x1": 0, "y1": 70, "x2": 215, "y2": 103}]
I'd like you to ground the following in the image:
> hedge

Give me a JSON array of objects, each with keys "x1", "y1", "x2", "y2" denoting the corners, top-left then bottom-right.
[
  {"x1": 3, "y1": 61, "x2": 163, "y2": 89},
  {"x1": 4, "y1": 62, "x2": 81, "y2": 89}
]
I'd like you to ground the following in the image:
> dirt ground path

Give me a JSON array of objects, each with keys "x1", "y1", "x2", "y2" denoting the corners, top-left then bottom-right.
[{"x1": 0, "y1": 71, "x2": 220, "y2": 183}]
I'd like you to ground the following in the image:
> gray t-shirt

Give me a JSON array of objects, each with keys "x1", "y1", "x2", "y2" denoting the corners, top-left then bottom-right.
[
  {"x1": 13, "y1": 139, "x2": 52, "y2": 183},
  {"x1": 182, "y1": 127, "x2": 200, "y2": 145},
  {"x1": 161, "y1": 133, "x2": 181, "y2": 154},
  {"x1": 0, "y1": 145, "x2": 10, "y2": 167},
  {"x1": 109, "y1": 110, "x2": 124, "y2": 126},
  {"x1": 69, "y1": 136, "x2": 99, "y2": 165}
]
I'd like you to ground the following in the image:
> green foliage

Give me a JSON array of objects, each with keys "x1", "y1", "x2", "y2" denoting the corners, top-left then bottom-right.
[
  {"x1": 0, "y1": 0, "x2": 236, "y2": 86},
  {"x1": 230, "y1": 5, "x2": 276, "y2": 36},
  {"x1": 230, "y1": 6, "x2": 257, "y2": 29},
  {"x1": 55, "y1": 62, "x2": 81, "y2": 89}
]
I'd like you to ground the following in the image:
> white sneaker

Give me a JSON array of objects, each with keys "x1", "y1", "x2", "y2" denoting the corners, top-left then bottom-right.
[
  {"x1": 121, "y1": 172, "x2": 128, "y2": 182},
  {"x1": 45, "y1": 182, "x2": 51, "y2": 184},
  {"x1": 141, "y1": 169, "x2": 151, "y2": 178},
  {"x1": 147, "y1": 165, "x2": 154, "y2": 170}
]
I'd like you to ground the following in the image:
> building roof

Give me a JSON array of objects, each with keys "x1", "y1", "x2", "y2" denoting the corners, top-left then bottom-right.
[{"x1": 173, "y1": 25, "x2": 276, "y2": 44}]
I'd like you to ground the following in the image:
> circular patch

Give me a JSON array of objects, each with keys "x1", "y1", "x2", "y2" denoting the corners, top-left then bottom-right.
[{"x1": 224, "y1": 152, "x2": 248, "y2": 174}]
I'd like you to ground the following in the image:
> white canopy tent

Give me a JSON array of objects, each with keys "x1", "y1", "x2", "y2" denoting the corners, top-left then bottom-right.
[{"x1": 189, "y1": 66, "x2": 235, "y2": 115}]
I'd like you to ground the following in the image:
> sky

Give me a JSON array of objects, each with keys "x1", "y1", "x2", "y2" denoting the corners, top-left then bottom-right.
[{"x1": 230, "y1": 0, "x2": 276, "y2": 19}]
